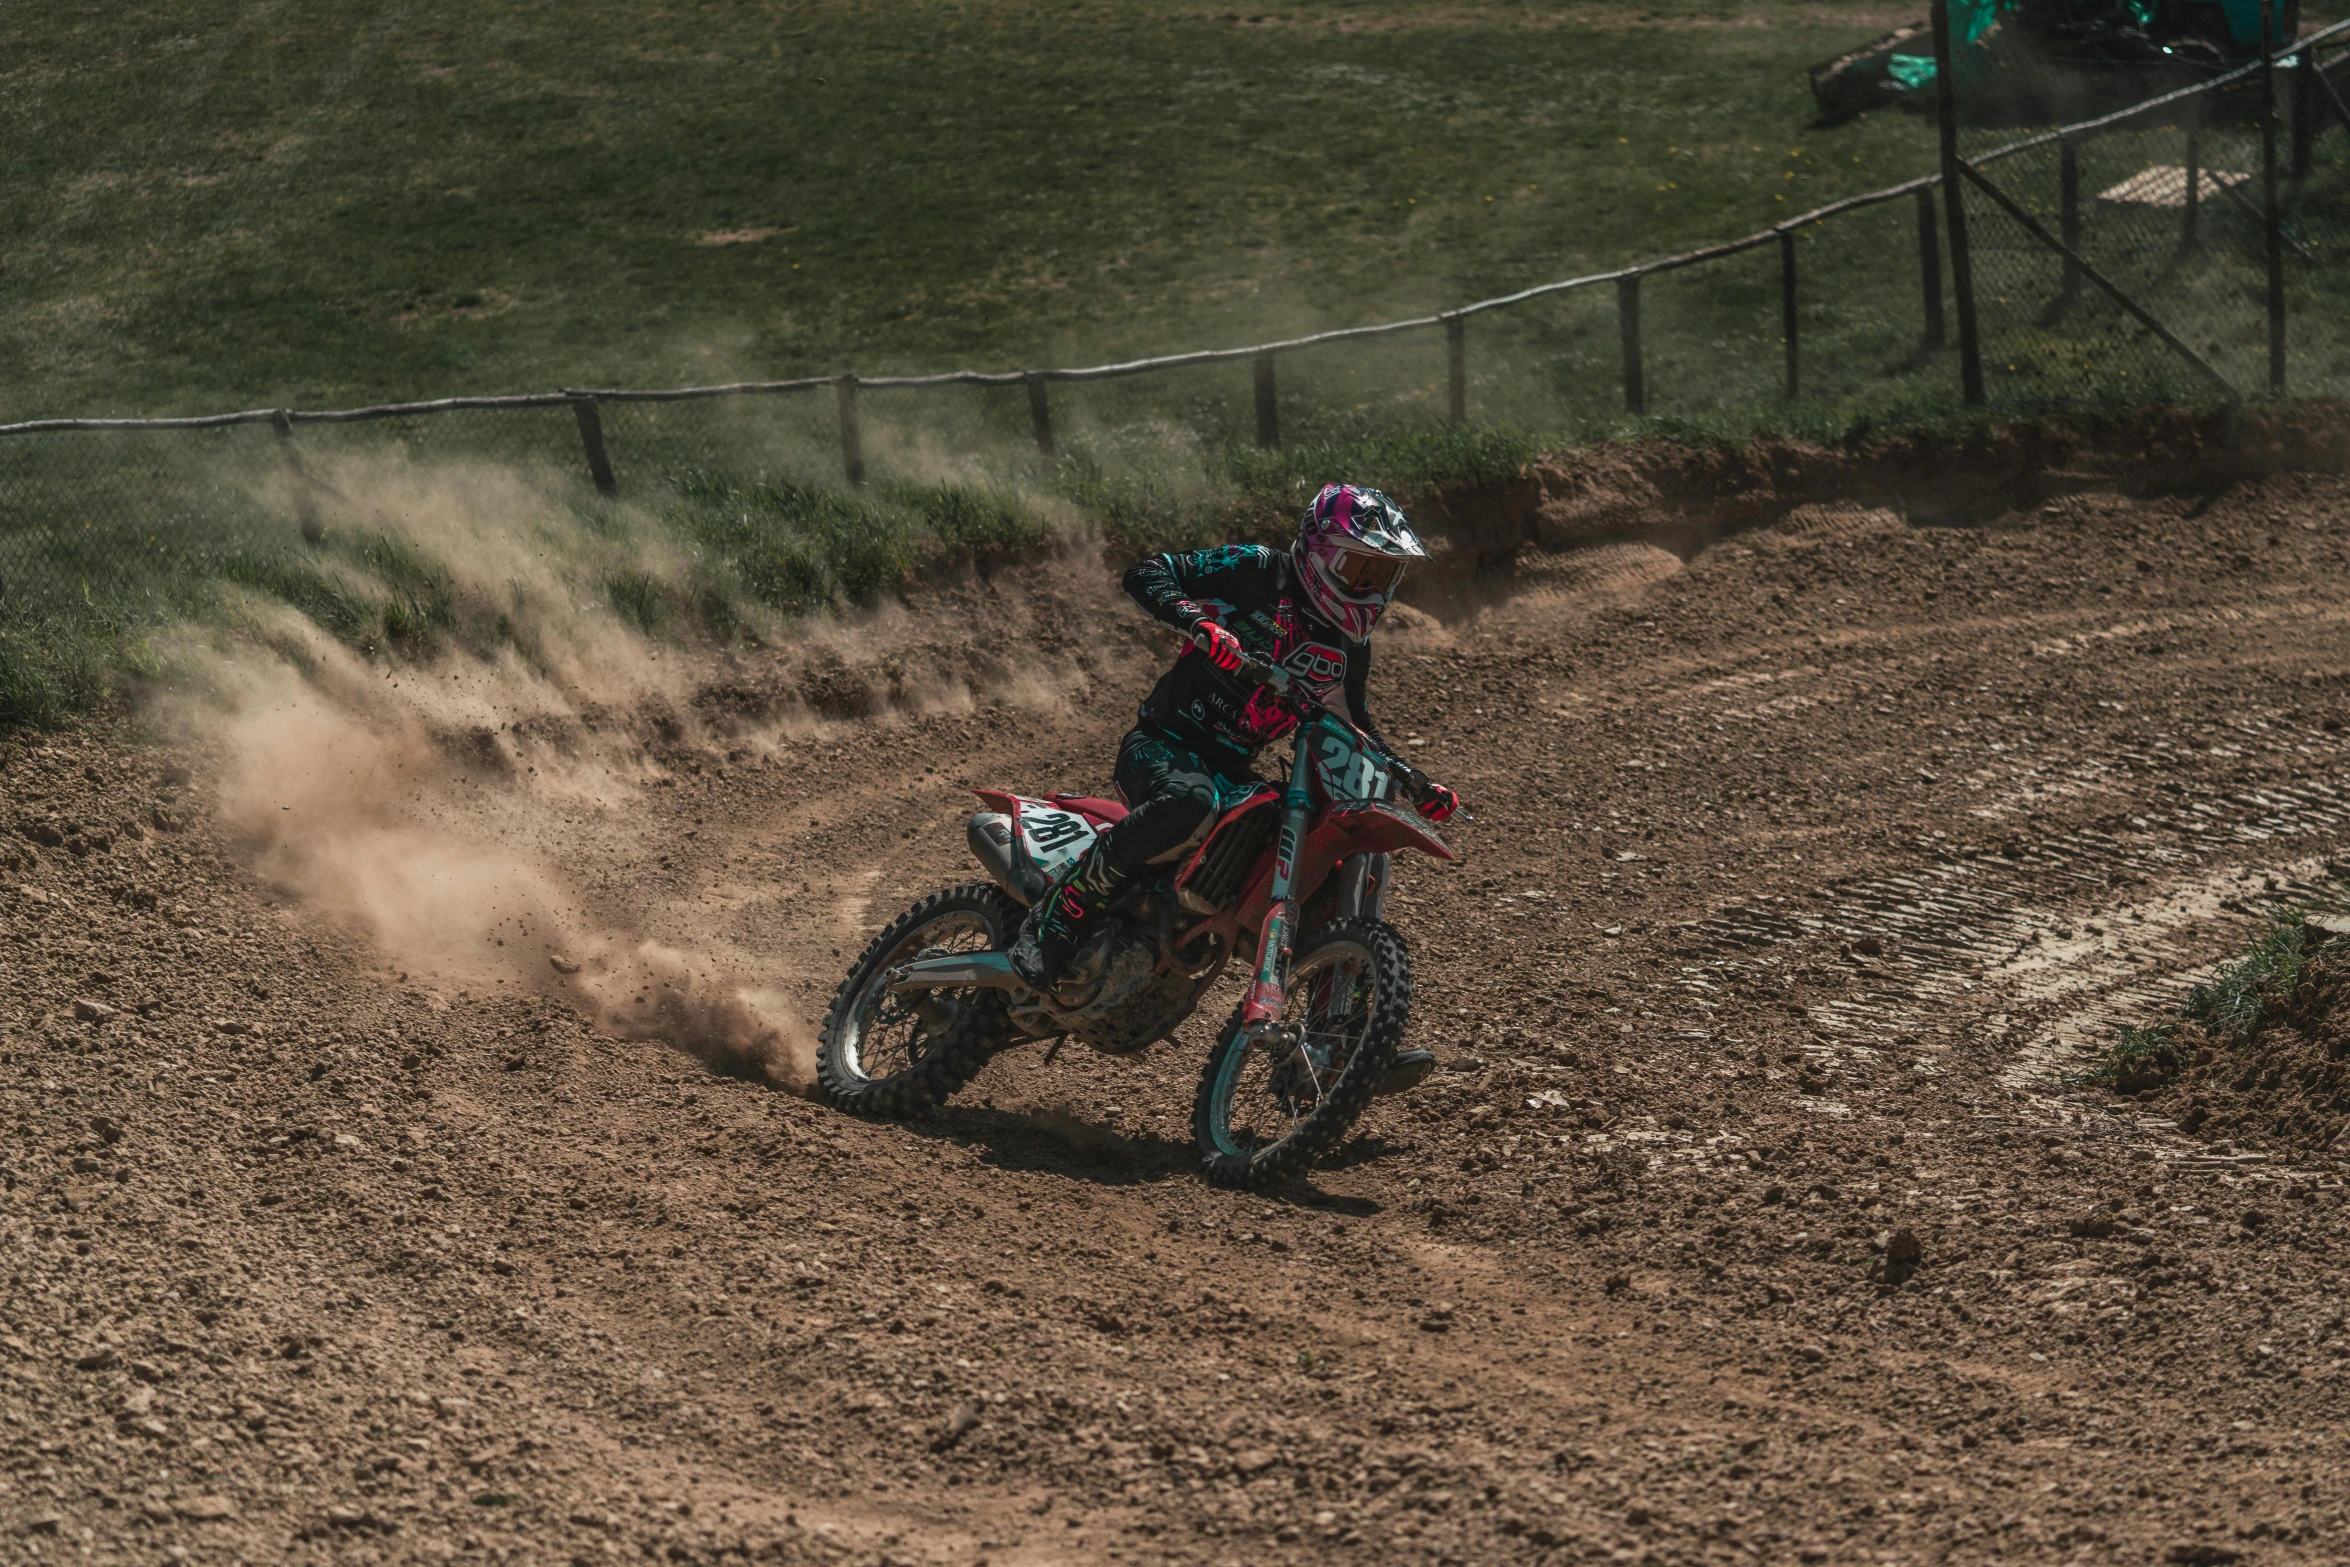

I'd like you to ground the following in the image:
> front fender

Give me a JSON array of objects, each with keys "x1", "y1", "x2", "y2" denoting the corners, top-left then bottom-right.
[
  {"x1": 1271, "y1": 801, "x2": 1457, "y2": 925},
  {"x1": 1319, "y1": 800, "x2": 1457, "y2": 863},
  {"x1": 1220, "y1": 799, "x2": 1458, "y2": 936}
]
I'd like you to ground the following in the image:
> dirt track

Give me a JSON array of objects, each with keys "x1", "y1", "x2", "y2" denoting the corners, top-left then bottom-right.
[{"x1": 10, "y1": 444, "x2": 2350, "y2": 1566}]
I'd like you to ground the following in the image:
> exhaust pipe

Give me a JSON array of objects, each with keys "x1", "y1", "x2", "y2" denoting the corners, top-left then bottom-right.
[
  {"x1": 885, "y1": 950, "x2": 1026, "y2": 996},
  {"x1": 967, "y1": 812, "x2": 1044, "y2": 905}
]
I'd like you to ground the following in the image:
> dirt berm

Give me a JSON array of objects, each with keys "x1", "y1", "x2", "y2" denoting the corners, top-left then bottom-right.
[{"x1": 9, "y1": 411, "x2": 2350, "y2": 1565}]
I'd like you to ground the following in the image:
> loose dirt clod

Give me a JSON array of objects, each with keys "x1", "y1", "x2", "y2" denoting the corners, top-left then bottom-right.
[{"x1": 13, "y1": 459, "x2": 2350, "y2": 1562}]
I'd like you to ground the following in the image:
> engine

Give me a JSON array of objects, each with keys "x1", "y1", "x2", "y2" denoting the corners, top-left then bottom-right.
[
  {"x1": 1008, "y1": 911, "x2": 1200, "y2": 1056},
  {"x1": 970, "y1": 805, "x2": 1202, "y2": 1055}
]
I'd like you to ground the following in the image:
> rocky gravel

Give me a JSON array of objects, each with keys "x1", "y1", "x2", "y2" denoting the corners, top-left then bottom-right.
[{"x1": 7, "y1": 452, "x2": 2350, "y2": 1564}]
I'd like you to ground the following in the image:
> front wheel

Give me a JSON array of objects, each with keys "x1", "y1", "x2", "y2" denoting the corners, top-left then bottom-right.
[
  {"x1": 817, "y1": 883, "x2": 1024, "y2": 1118},
  {"x1": 1192, "y1": 917, "x2": 1412, "y2": 1191}
]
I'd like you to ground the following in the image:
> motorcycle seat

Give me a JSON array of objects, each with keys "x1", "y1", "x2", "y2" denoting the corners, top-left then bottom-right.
[{"x1": 1048, "y1": 793, "x2": 1129, "y2": 826}]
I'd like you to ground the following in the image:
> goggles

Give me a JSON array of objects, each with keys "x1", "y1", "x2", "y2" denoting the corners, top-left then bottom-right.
[{"x1": 1330, "y1": 551, "x2": 1407, "y2": 596}]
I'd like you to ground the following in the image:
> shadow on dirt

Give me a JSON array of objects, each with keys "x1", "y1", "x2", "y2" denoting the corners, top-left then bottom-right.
[
  {"x1": 1272, "y1": 1185, "x2": 1383, "y2": 1218},
  {"x1": 917, "y1": 1105, "x2": 1195, "y2": 1184},
  {"x1": 1318, "y1": 1132, "x2": 1413, "y2": 1172},
  {"x1": 897, "y1": 1110, "x2": 1402, "y2": 1212}
]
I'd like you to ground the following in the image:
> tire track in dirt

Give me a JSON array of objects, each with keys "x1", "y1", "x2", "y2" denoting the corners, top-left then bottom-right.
[
  {"x1": 1670, "y1": 727, "x2": 2350, "y2": 1101},
  {"x1": 17, "y1": 462, "x2": 2350, "y2": 1565}
]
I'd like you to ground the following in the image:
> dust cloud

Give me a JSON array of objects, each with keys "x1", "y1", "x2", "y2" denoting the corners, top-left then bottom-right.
[
  {"x1": 178, "y1": 459, "x2": 824, "y2": 1089},
  {"x1": 167, "y1": 417, "x2": 1157, "y2": 1093},
  {"x1": 192, "y1": 628, "x2": 815, "y2": 1088}
]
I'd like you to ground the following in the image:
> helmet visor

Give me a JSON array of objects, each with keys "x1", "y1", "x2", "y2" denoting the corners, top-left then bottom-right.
[{"x1": 1331, "y1": 550, "x2": 1407, "y2": 596}]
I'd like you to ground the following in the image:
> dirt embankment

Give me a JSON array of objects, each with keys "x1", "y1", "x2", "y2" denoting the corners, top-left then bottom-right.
[
  {"x1": 1408, "y1": 400, "x2": 2350, "y2": 588},
  {"x1": 12, "y1": 421, "x2": 2350, "y2": 1566}
]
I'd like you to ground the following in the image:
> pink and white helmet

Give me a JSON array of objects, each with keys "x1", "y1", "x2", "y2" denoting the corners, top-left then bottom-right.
[{"x1": 1290, "y1": 483, "x2": 1426, "y2": 643}]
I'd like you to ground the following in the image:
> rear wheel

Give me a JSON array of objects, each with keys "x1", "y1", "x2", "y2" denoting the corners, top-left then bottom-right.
[
  {"x1": 1192, "y1": 918, "x2": 1411, "y2": 1190},
  {"x1": 817, "y1": 883, "x2": 1023, "y2": 1118}
]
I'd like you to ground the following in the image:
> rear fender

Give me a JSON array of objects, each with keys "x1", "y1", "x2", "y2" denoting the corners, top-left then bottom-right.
[
  {"x1": 1047, "y1": 793, "x2": 1129, "y2": 827},
  {"x1": 886, "y1": 950, "x2": 1024, "y2": 995},
  {"x1": 971, "y1": 789, "x2": 1099, "y2": 883}
]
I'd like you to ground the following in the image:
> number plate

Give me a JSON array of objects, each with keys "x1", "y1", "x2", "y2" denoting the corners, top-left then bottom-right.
[
  {"x1": 1310, "y1": 716, "x2": 1389, "y2": 805},
  {"x1": 1017, "y1": 804, "x2": 1097, "y2": 876}
]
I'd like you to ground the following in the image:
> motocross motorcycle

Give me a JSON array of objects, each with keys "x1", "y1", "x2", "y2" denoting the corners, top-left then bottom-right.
[{"x1": 814, "y1": 635, "x2": 1460, "y2": 1189}]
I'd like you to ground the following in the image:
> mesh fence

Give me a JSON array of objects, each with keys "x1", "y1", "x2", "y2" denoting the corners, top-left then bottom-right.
[
  {"x1": 0, "y1": 424, "x2": 289, "y2": 629},
  {"x1": 1950, "y1": 33, "x2": 2350, "y2": 407},
  {"x1": 8, "y1": 21, "x2": 2350, "y2": 637}
]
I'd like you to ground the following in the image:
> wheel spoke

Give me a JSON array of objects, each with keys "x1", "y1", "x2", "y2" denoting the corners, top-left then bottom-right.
[
  {"x1": 1211, "y1": 938, "x2": 1379, "y2": 1160},
  {"x1": 842, "y1": 913, "x2": 996, "y2": 1085}
]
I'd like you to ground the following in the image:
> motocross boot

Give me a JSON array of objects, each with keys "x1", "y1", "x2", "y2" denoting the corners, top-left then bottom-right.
[
  {"x1": 1007, "y1": 840, "x2": 1130, "y2": 993},
  {"x1": 1376, "y1": 1049, "x2": 1437, "y2": 1096}
]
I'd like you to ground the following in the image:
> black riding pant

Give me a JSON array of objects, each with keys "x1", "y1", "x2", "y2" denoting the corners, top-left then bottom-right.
[{"x1": 1103, "y1": 726, "x2": 1258, "y2": 876}]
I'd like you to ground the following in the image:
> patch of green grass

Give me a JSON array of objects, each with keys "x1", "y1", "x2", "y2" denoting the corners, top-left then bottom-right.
[
  {"x1": 2087, "y1": 1023, "x2": 2180, "y2": 1092},
  {"x1": 657, "y1": 468, "x2": 1059, "y2": 614},
  {"x1": 217, "y1": 550, "x2": 376, "y2": 642},
  {"x1": 26, "y1": 4, "x2": 2278, "y2": 464},
  {"x1": 0, "y1": 628, "x2": 70, "y2": 728},
  {"x1": 2092, "y1": 893, "x2": 2350, "y2": 1088},
  {"x1": 9, "y1": 0, "x2": 2348, "y2": 728},
  {"x1": 605, "y1": 570, "x2": 671, "y2": 637},
  {"x1": 2179, "y1": 904, "x2": 2350, "y2": 1040}
]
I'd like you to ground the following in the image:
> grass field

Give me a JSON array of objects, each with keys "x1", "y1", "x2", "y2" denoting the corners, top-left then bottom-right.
[
  {"x1": 6, "y1": 1, "x2": 2349, "y2": 724},
  {"x1": 2, "y1": 1, "x2": 1944, "y2": 417}
]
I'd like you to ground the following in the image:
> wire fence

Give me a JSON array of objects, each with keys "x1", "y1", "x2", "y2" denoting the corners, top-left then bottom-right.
[{"x1": 6, "y1": 5, "x2": 2350, "y2": 635}]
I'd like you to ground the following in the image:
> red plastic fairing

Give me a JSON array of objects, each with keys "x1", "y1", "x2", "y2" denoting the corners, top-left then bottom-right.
[
  {"x1": 1048, "y1": 794, "x2": 1129, "y2": 826},
  {"x1": 1318, "y1": 800, "x2": 1458, "y2": 863},
  {"x1": 972, "y1": 788, "x2": 1024, "y2": 817},
  {"x1": 1266, "y1": 801, "x2": 1455, "y2": 925},
  {"x1": 1172, "y1": 787, "x2": 1279, "y2": 890},
  {"x1": 1206, "y1": 798, "x2": 1452, "y2": 945}
]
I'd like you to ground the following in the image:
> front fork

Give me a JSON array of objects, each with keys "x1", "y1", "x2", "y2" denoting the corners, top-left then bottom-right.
[{"x1": 1239, "y1": 744, "x2": 1320, "y2": 1041}]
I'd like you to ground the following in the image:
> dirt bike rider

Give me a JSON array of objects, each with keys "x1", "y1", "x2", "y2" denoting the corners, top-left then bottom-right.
[{"x1": 1008, "y1": 483, "x2": 1461, "y2": 1078}]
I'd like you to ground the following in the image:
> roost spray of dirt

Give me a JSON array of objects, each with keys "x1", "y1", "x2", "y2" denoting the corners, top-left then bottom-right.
[
  {"x1": 158, "y1": 446, "x2": 1157, "y2": 1091},
  {"x1": 157, "y1": 456, "x2": 835, "y2": 1087}
]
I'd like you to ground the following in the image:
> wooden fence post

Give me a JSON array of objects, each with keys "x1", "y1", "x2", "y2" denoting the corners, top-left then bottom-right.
[
  {"x1": 1933, "y1": 0, "x2": 1986, "y2": 405},
  {"x1": 569, "y1": 394, "x2": 618, "y2": 497},
  {"x1": 1445, "y1": 316, "x2": 1467, "y2": 423},
  {"x1": 272, "y1": 409, "x2": 323, "y2": 544},
  {"x1": 2262, "y1": 0, "x2": 2287, "y2": 395},
  {"x1": 835, "y1": 375, "x2": 866, "y2": 486},
  {"x1": 1253, "y1": 353, "x2": 1279, "y2": 449},
  {"x1": 1026, "y1": 375, "x2": 1056, "y2": 460},
  {"x1": 2056, "y1": 138, "x2": 2082, "y2": 311},
  {"x1": 2294, "y1": 46, "x2": 2317, "y2": 183},
  {"x1": 2182, "y1": 115, "x2": 2203, "y2": 254},
  {"x1": 1616, "y1": 275, "x2": 1646, "y2": 414},
  {"x1": 1779, "y1": 230, "x2": 1800, "y2": 400},
  {"x1": 1915, "y1": 187, "x2": 1947, "y2": 349}
]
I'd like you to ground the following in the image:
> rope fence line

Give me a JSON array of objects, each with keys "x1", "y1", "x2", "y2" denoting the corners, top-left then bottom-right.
[
  {"x1": 1, "y1": 4, "x2": 2347, "y2": 627},
  {"x1": 4, "y1": 16, "x2": 2339, "y2": 455}
]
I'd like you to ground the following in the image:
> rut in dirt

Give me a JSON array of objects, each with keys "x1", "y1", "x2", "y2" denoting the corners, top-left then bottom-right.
[{"x1": 16, "y1": 436, "x2": 2350, "y2": 1567}]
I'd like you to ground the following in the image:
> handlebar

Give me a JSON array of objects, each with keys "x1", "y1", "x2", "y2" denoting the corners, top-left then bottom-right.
[
  {"x1": 1187, "y1": 627, "x2": 1459, "y2": 818},
  {"x1": 1184, "y1": 624, "x2": 1297, "y2": 700},
  {"x1": 1189, "y1": 627, "x2": 1294, "y2": 699}
]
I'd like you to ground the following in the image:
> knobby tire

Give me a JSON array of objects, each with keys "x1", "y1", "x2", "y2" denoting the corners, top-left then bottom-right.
[
  {"x1": 1192, "y1": 917, "x2": 1412, "y2": 1191},
  {"x1": 816, "y1": 883, "x2": 1023, "y2": 1118}
]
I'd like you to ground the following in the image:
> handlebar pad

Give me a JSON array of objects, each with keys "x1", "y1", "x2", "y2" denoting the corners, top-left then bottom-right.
[{"x1": 1191, "y1": 628, "x2": 1291, "y2": 694}]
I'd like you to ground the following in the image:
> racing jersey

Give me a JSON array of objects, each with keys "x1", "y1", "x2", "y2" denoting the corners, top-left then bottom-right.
[{"x1": 1121, "y1": 544, "x2": 1391, "y2": 761}]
